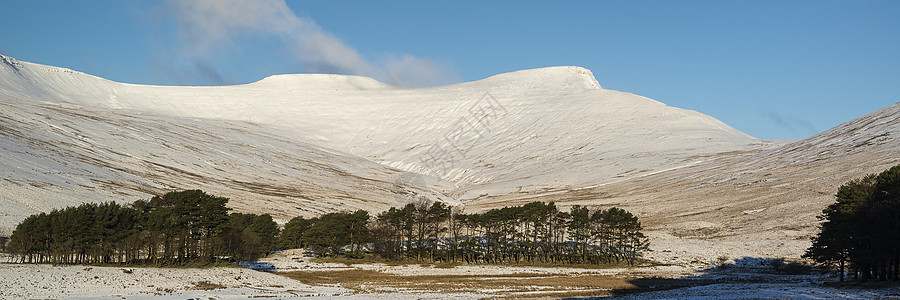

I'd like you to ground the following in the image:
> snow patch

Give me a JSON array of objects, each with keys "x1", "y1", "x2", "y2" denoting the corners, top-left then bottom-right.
[{"x1": 742, "y1": 208, "x2": 767, "y2": 215}]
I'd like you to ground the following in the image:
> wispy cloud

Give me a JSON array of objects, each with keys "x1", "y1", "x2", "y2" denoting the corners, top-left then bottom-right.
[
  {"x1": 764, "y1": 111, "x2": 819, "y2": 137},
  {"x1": 149, "y1": 57, "x2": 235, "y2": 85},
  {"x1": 165, "y1": 0, "x2": 456, "y2": 86}
]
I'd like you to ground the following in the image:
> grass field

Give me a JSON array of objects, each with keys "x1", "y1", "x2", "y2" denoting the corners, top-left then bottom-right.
[{"x1": 277, "y1": 268, "x2": 695, "y2": 298}]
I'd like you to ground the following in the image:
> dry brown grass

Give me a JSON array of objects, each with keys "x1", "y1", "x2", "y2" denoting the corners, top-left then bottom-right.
[
  {"x1": 192, "y1": 280, "x2": 226, "y2": 290},
  {"x1": 276, "y1": 269, "x2": 667, "y2": 297},
  {"x1": 310, "y1": 255, "x2": 639, "y2": 269}
]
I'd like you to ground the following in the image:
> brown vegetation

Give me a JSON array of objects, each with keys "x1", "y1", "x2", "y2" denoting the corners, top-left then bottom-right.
[{"x1": 278, "y1": 269, "x2": 636, "y2": 297}]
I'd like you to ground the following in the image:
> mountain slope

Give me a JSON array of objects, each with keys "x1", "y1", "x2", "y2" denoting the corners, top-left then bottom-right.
[
  {"x1": 0, "y1": 55, "x2": 760, "y2": 200},
  {"x1": 0, "y1": 97, "x2": 453, "y2": 231},
  {"x1": 475, "y1": 103, "x2": 900, "y2": 265}
]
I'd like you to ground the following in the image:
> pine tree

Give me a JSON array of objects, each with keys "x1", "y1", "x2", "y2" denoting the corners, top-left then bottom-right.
[{"x1": 806, "y1": 165, "x2": 900, "y2": 281}]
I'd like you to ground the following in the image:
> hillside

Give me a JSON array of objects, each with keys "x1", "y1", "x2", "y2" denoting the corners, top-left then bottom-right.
[
  {"x1": 1, "y1": 54, "x2": 898, "y2": 262},
  {"x1": 474, "y1": 103, "x2": 899, "y2": 265},
  {"x1": 0, "y1": 96, "x2": 461, "y2": 231}
]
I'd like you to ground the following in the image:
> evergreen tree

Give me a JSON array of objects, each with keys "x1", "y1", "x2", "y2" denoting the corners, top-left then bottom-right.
[
  {"x1": 806, "y1": 165, "x2": 900, "y2": 281},
  {"x1": 5, "y1": 190, "x2": 278, "y2": 266},
  {"x1": 5, "y1": 190, "x2": 651, "y2": 267},
  {"x1": 279, "y1": 216, "x2": 312, "y2": 249}
]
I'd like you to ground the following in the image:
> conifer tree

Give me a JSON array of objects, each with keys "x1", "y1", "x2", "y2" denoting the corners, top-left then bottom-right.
[{"x1": 806, "y1": 165, "x2": 900, "y2": 281}]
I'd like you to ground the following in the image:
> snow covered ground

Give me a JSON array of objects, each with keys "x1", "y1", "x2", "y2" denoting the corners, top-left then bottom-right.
[
  {"x1": 4, "y1": 253, "x2": 898, "y2": 299},
  {"x1": 614, "y1": 282, "x2": 900, "y2": 299},
  {"x1": 0, "y1": 260, "x2": 344, "y2": 299},
  {"x1": 612, "y1": 257, "x2": 900, "y2": 299}
]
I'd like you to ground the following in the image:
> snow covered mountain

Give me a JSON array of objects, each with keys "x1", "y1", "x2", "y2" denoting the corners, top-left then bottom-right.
[
  {"x1": 0, "y1": 55, "x2": 757, "y2": 199},
  {"x1": 1, "y1": 54, "x2": 898, "y2": 263}
]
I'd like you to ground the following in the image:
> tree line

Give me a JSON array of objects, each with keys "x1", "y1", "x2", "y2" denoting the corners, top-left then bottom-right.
[
  {"x1": 5, "y1": 190, "x2": 650, "y2": 267},
  {"x1": 805, "y1": 164, "x2": 900, "y2": 281},
  {"x1": 280, "y1": 200, "x2": 650, "y2": 266},
  {"x1": 4, "y1": 190, "x2": 277, "y2": 265}
]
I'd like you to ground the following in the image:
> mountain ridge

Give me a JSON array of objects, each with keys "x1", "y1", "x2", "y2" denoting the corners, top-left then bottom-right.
[{"x1": 0, "y1": 55, "x2": 758, "y2": 194}]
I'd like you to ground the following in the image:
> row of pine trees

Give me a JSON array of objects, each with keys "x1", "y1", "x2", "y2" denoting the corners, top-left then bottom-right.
[
  {"x1": 805, "y1": 165, "x2": 900, "y2": 281},
  {"x1": 4, "y1": 190, "x2": 650, "y2": 267},
  {"x1": 280, "y1": 200, "x2": 650, "y2": 266},
  {"x1": 4, "y1": 190, "x2": 278, "y2": 265}
]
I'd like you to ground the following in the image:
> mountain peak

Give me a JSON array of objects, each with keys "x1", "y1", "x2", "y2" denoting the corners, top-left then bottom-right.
[
  {"x1": 473, "y1": 66, "x2": 602, "y2": 90},
  {"x1": 0, "y1": 54, "x2": 26, "y2": 71}
]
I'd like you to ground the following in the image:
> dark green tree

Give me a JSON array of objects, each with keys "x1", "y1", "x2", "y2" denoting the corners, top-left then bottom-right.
[
  {"x1": 6, "y1": 190, "x2": 279, "y2": 266},
  {"x1": 806, "y1": 165, "x2": 900, "y2": 282},
  {"x1": 279, "y1": 216, "x2": 312, "y2": 249}
]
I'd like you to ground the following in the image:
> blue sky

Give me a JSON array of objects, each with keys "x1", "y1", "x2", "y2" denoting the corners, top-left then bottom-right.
[{"x1": 1, "y1": 0, "x2": 898, "y2": 140}]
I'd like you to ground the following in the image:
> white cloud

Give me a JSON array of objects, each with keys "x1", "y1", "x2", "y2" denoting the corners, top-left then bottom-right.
[
  {"x1": 166, "y1": 0, "x2": 455, "y2": 86},
  {"x1": 386, "y1": 55, "x2": 457, "y2": 87}
]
